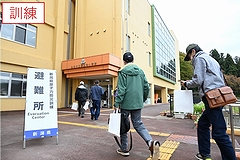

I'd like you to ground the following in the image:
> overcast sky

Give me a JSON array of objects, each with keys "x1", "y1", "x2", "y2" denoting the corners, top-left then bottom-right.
[{"x1": 148, "y1": 0, "x2": 240, "y2": 58}]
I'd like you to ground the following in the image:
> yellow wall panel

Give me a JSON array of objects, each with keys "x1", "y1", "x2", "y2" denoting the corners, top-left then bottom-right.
[{"x1": 1, "y1": 99, "x2": 26, "y2": 111}]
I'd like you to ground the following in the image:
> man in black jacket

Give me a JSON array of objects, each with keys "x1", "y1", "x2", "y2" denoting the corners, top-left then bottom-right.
[{"x1": 75, "y1": 81, "x2": 88, "y2": 118}]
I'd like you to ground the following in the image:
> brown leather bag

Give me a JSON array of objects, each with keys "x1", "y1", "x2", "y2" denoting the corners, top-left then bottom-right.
[{"x1": 205, "y1": 86, "x2": 237, "y2": 108}]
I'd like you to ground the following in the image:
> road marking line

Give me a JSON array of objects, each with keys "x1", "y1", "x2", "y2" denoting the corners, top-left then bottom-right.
[
  {"x1": 58, "y1": 121, "x2": 108, "y2": 129},
  {"x1": 58, "y1": 114, "x2": 75, "y2": 117}
]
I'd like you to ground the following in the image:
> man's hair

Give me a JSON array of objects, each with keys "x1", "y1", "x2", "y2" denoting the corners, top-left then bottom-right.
[
  {"x1": 123, "y1": 52, "x2": 134, "y2": 63},
  {"x1": 94, "y1": 80, "x2": 100, "y2": 84}
]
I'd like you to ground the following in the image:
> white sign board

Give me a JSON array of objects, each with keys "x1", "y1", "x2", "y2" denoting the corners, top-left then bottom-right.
[
  {"x1": 24, "y1": 68, "x2": 58, "y2": 140},
  {"x1": 174, "y1": 90, "x2": 194, "y2": 114}
]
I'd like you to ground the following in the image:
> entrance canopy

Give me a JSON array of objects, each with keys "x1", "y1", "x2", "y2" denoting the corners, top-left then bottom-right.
[{"x1": 62, "y1": 53, "x2": 121, "y2": 79}]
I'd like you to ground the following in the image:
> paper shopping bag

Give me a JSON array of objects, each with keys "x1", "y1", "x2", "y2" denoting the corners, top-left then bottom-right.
[
  {"x1": 83, "y1": 101, "x2": 89, "y2": 110},
  {"x1": 174, "y1": 90, "x2": 193, "y2": 114},
  {"x1": 108, "y1": 112, "x2": 121, "y2": 137},
  {"x1": 71, "y1": 102, "x2": 78, "y2": 111}
]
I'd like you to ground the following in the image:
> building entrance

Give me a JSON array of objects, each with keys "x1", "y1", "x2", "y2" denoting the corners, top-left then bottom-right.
[{"x1": 100, "y1": 82, "x2": 112, "y2": 108}]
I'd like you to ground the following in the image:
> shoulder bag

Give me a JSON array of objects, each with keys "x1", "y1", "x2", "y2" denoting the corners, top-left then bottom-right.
[
  {"x1": 205, "y1": 86, "x2": 237, "y2": 108},
  {"x1": 204, "y1": 73, "x2": 237, "y2": 108}
]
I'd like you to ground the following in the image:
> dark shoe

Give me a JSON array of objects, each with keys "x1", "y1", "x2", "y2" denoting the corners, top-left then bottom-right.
[
  {"x1": 81, "y1": 115, "x2": 84, "y2": 118},
  {"x1": 91, "y1": 115, "x2": 94, "y2": 120},
  {"x1": 149, "y1": 140, "x2": 160, "y2": 160},
  {"x1": 116, "y1": 149, "x2": 129, "y2": 156},
  {"x1": 195, "y1": 153, "x2": 212, "y2": 160}
]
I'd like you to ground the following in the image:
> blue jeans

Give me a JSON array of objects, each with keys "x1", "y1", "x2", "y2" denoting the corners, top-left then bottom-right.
[
  {"x1": 198, "y1": 96, "x2": 236, "y2": 160},
  {"x1": 120, "y1": 109, "x2": 152, "y2": 150},
  {"x1": 90, "y1": 100, "x2": 101, "y2": 120}
]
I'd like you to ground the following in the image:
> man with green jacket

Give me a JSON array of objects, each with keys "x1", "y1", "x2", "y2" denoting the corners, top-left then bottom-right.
[{"x1": 114, "y1": 52, "x2": 160, "y2": 159}]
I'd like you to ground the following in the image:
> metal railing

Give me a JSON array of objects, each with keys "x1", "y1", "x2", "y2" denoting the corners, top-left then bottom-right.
[{"x1": 223, "y1": 101, "x2": 240, "y2": 150}]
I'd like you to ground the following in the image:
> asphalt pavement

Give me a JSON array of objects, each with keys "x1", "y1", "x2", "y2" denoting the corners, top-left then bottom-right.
[{"x1": 1, "y1": 103, "x2": 240, "y2": 160}]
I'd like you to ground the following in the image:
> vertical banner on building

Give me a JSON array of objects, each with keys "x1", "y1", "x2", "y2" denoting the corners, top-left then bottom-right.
[{"x1": 23, "y1": 68, "x2": 58, "y2": 148}]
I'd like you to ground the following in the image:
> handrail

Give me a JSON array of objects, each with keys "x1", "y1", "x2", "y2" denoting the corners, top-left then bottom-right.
[{"x1": 227, "y1": 103, "x2": 240, "y2": 151}]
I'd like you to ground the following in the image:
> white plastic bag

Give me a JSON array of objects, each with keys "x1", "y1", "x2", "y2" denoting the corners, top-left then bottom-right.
[
  {"x1": 89, "y1": 100, "x2": 93, "y2": 108},
  {"x1": 71, "y1": 102, "x2": 78, "y2": 111},
  {"x1": 174, "y1": 90, "x2": 193, "y2": 114},
  {"x1": 84, "y1": 101, "x2": 89, "y2": 110},
  {"x1": 108, "y1": 111, "x2": 121, "y2": 137}
]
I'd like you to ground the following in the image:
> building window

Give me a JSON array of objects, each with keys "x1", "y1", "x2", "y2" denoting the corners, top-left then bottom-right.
[
  {"x1": 126, "y1": 35, "x2": 130, "y2": 52},
  {"x1": 126, "y1": 0, "x2": 130, "y2": 14},
  {"x1": 0, "y1": 72, "x2": 27, "y2": 98},
  {"x1": 148, "y1": 52, "x2": 151, "y2": 67},
  {"x1": 152, "y1": 7, "x2": 176, "y2": 83},
  {"x1": 148, "y1": 22, "x2": 151, "y2": 36},
  {"x1": 0, "y1": 13, "x2": 37, "y2": 47}
]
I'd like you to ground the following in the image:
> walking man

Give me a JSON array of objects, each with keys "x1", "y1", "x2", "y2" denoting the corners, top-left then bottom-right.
[
  {"x1": 89, "y1": 80, "x2": 104, "y2": 120},
  {"x1": 113, "y1": 52, "x2": 160, "y2": 159},
  {"x1": 181, "y1": 44, "x2": 236, "y2": 160},
  {"x1": 75, "y1": 81, "x2": 88, "y2": 118}
]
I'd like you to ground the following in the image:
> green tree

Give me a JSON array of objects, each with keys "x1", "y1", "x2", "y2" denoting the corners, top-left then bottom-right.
[
  {"x1": 234, "y1": 56, "x2": 240, "y2": 77},
  {"x1": 225, "y1": 75, "x2": 240, "y2": 97},
  {"x1": 210, "y1": 49, "x2": 220, "y2": 62},
  {"x1": 179, "y1": 52, "x2": 193, "y2": 80},
  {"x1": 224, "y1": 54, "x2": 237, "y2": 75},
  {"x1": 209, "y1": 49, "x2": 225, "y2": 68}
]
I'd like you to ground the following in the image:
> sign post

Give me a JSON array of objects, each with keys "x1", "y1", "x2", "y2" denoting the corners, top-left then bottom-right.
[{"x1": 23, "y1": 68, "x2": 58, "y2": 148}]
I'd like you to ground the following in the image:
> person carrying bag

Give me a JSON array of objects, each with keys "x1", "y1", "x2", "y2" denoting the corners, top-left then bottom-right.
[
  {"x1": 204, "y1": 78, "x2": 237, "y2": 109},
  {"x1": 108, "y1": 108, "x2": 132, "y2": 153},
  {"x1": 112, "y1": 52, "x2": 160, "y2": 159},
  {"x1": 75, "y1": 81, "x2": 88, "y2": 118},
  {"x1": 181, "y1": 43, "x2": 236, "y2": 160}
]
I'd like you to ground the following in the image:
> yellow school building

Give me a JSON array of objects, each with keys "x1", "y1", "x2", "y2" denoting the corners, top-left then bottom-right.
[{"x1": 0, "y1": 0, "x2": 180, "y2": 111}]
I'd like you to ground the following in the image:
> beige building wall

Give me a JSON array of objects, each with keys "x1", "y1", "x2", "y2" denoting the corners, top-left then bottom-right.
[{"x1": 74, "y1": 0, "x2": 122, "y2": 58}]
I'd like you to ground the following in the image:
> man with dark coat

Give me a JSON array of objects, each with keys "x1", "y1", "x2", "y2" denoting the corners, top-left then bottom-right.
[{"x1": 75, "y1": 81, "x2": 88, "y2": 118}]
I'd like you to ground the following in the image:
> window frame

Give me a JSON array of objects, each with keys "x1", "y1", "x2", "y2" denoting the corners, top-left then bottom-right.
[
  {"x1": 126, "y1": 0, "x2": 130, "y2": 14},
  {"x1": 148, "y1": 52, "x2": 151, "y2": 67},
  {"x1": 0, "y1": 12, "x2": 37, "y2": 47},
  {"x1": 0, "y1": 72, "x2": 27, "y2": 98},
  {"x1": 126, "y1": 34, "x2": 131, "y2": 52},
  {"x1": 148, "y1": 22, "x2": 151, "y2": 36}
]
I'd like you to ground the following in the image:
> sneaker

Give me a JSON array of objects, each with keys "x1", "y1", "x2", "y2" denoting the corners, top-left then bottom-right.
[
  {"x1": 149, "y1": 140, "x2": 160, "y2": 160},
  {"x1": 195, "y1": 153, "x2": 212, "y2": 160},
  {"x1": 116, "y1": 149, "x2": 129, "y2": 156}
]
